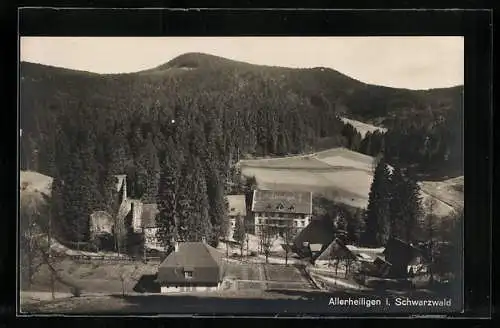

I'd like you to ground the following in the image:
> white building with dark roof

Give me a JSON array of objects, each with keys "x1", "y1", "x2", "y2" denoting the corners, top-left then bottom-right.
[
  {"x1": 251, "y1": 190, "x2": 313, "y2": 236},
  {"x1": 155, "y1": 240, "x2": 224, "y2": 293}
]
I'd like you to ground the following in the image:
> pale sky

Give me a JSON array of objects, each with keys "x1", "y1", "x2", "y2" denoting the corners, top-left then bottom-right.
[{"x1": 20, "y1": 37, "x2": 463, "y2": 90}]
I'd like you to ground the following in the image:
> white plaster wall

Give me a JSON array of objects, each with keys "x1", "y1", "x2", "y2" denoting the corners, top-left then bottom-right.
[
  {"x1": 144, "y1": 228, "x2": 162, "y2": 248},
  {"x1": 160, "y1": 285, "x2": 219, "y2": 294},
  {"x1": 254, "y1": 214, "x2": 310, "y2": 231}
]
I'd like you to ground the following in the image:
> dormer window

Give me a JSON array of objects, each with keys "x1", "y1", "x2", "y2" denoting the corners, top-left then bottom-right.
[
  {"x1": 276, "y1": 203, "x2": 284, "y2": 210},
  {"x1": 184, "y1": 270, "x2": 193, "y2": 279},
  {"x1": 289, "y1": 205, "x2": 295, "y2": 211},
  {"x1": 231, "y1": 208, "x2": 235, "y2": 212}
]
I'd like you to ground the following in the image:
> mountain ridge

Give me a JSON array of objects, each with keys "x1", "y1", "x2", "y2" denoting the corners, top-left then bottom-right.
[{"x1": 21, "y1": 52, "x2": 463, "y2": 92}]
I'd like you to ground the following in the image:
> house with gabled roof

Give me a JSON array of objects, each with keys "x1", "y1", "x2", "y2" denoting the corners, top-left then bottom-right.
[
  {"x1": 292, "y1": 216, "x2": 337, "y2": 257},
  {"x1": 314, "y1": 237, "x2": 427, "y2": 278},
  {"x1": 155, "y1": 239, "x2": 225, "y2": 293},
  {"x1": 251, "y1": 190, "x2": 313, "y2": 236},
  {"x1": 315, "y1": 238, "x2": 387, "y2": 275},
  {"x1": 383, "y1": 237, "x2": 427, "y2": 278}
]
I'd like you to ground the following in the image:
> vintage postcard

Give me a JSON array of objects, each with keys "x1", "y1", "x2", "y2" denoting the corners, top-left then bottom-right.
[{"x1": 19, "y1": 32, "x2": 464, "y2": 315}]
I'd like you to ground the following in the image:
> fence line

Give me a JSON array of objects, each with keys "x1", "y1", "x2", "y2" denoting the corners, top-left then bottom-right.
[{"x1": 47, "y1": 249, "x2": 162, "y2": 264}]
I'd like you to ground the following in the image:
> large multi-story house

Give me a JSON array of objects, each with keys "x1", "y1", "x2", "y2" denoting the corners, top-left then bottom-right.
[{"x1": 251, "y1": 190, "x2": 313, "y2": 236}]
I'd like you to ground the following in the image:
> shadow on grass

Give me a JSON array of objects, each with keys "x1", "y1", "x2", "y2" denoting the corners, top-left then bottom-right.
[
  {"x1": 133, "y1": 274, "x2": 160, "y2": 293},
  {"x1": 21, "y1": 287, "x2": 460, "y2": 315},
  {"x1": 104, "y1": 292, "x2": 333, "y2": 314}
]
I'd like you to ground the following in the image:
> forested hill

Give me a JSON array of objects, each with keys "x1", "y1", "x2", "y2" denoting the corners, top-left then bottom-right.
[
  {"x1": 21, "y1": 52, "x2": 463, "y2": 175},
  {"x1": 21, "y1": 52, "x2": 462, "y2": 125},
  {"x1": 19, "y1": 52, "x2": 463, "y2": 246}
]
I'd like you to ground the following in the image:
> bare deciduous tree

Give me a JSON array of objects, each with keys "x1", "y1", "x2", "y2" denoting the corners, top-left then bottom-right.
[
  {"x1": 20, "y1": 195, "x2": 45, "y2": 289},
  {"x1": 259, "y1": 223, "x2": 279, "y2": 264},
  {"x1": 283, "y1": 220, "x2": 297, "y2": 266},
  {"x1": 423, "y1": 197, "x2": 438, "y2": 284},
  {"x1": 233, "y1": 215, "x2": 246, "y2": 258}
]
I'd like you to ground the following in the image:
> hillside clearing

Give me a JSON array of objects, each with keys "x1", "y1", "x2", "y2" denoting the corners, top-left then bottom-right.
[
  {"x1": 239, "y1": 147, "x2": 459, "y2": 216},
  {"x1": 20, "y1": 170, "x2": 53, "y2": 196},
  {"x1": 339, "y1": 117, "x2": 387, "y2": 138}
]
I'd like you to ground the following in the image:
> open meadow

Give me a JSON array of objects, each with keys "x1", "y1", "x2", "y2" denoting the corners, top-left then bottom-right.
[{"x1": 238, "y1": 147, "x2": 460, "y2": 216}]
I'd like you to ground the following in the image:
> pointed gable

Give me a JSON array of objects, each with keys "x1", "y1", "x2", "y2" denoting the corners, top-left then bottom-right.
[{"x1": 251, "y1": 190, "x2": 312, "y2": 214}]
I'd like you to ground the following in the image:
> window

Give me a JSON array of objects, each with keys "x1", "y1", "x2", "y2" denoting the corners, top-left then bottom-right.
[
  {"x1": 259, "y1": 219, "x2": 262, "y2": 224},
  {"x1": 276, "y1": 203, "x2": 284, "y2": 210},
  {"x1": 278, "y1": 213, "x2": 283, "y2": 218},
  {"x1": 231, "y1": 207, "x2": 235, "y2": 211},
  {"x1": 184, "y1": 271, "x2": 193, "y2": 279}
]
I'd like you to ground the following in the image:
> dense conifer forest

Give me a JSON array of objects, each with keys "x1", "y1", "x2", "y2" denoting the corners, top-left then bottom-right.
[{"x1": 19, "y1": 53, "x2": 463, "y2": 248}]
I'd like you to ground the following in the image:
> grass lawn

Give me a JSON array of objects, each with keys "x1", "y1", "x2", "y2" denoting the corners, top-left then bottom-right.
[
  {"x1": 24, "y1": 258, "x2": 159, "y2": 295},
  {"x1": 264, "y1": 264, "x2": 307, "y2": 282},
  {"x1": 224, "y1": 262, "x2": 262, "y2": 280}
]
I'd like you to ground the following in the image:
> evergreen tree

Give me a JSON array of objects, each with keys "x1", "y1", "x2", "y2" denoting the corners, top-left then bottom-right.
[
  {"x1": 388, "y1": 166, "x2": 405, "y2": 239},
  {"x1": 205, "y1": 164, "x2": 228, "y2": 246},
  {"x1": 185, "y1": 157, "x2": 212, "y2": 242},
  {"x1": 176, "y1": 159, "x2": 195, "y2": 242},
  {"x1": 362, "y1": 157, "x2": 391, "y2": 246},
  {"x1": 402, "y1": 171, "x2": 423, "y2": 242},
  {"x1": 233, "y1": 215, "x2": 246, "y2": 256},
  {"x1": 137, "y1": 135, "x2": 160, "y2": 203},
  {"x1": 389, "y1": 166, "x2": 423, "y2": 243},
  {"x1": 347, "y1": 208, "x2": 365, "y2": 244},
  {"x1": 156, "y1": 138, "x2": 180, "y2": 248},
  {"x1": 108, "y1": 124, "x2": 131, "y2": 175},
  {"x1": 49, "y1": 175, "x2": 67, "y2": 240}
]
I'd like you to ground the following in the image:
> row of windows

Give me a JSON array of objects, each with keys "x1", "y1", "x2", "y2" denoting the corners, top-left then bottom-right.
[
  {"x1": 257, "y1": 219, "x2": 307, "y2": 227},
  {"x1": 256, "y1": 212, "x2": 307, "y2": 219}
]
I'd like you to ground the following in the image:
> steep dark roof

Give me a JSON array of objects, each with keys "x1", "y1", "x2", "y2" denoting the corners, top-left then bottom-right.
[
  {"x1": 141, "y1": 203, "x2": 159, "y2": 228},
  {"x1": 226, "y1": 195, "x2": 247, "y2": 217},
  {"x1": 156, "y1": 242, "x2": 223, "y2": 285},
  {"x1": 316, "y1": 238, "x2": 357, "y2": 262},
  {"x1": 383, "y1": 237, "x2": 423, "y2": 265},
  {"x1": 293, "y1": 217, "x2": 336, "y2": 249},
  {"x1": 251, "y1": 190, "x2": 312, "y2": 214}
]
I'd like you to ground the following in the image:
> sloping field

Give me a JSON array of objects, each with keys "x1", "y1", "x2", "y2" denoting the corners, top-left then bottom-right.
[
  {"x1": 419, "y1": 176, "x2": 464, "y2": 210},
  {"x1": 239, "y1": 148, "x2": 458, "y2": 216},
  {"x1": 339, "y1": 117, "x2": 387, "y2": 138},
  {"x1": 20, "y1": 170, "x2": 53, "y2": 196},
  {"x1": 239, "y1": 155, "x2": 332, "y2": 170}
]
